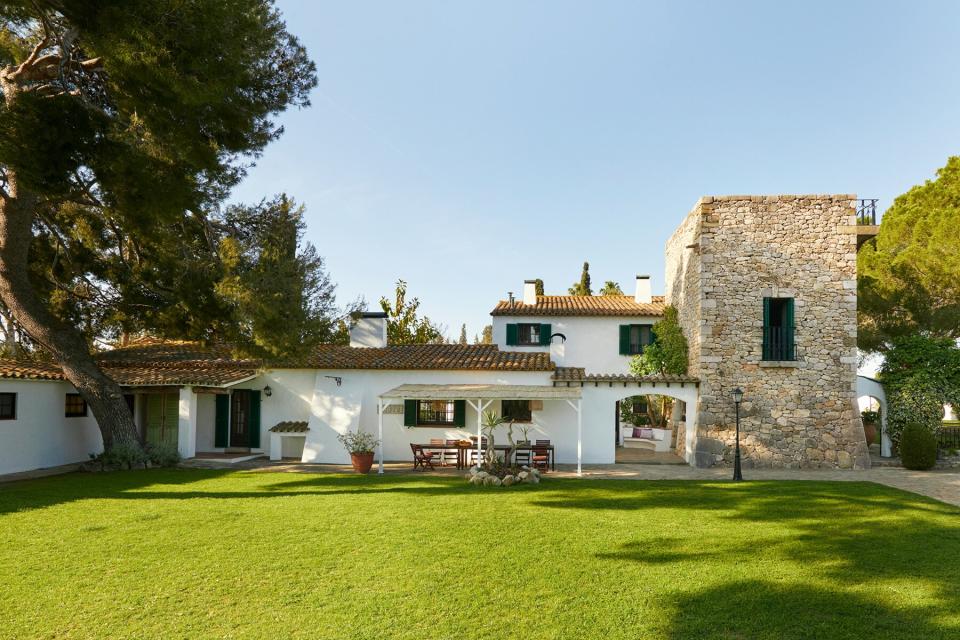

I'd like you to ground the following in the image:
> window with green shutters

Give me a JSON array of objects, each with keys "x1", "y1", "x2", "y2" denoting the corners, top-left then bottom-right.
[
  {"x1": 505, "y1": 323, "x2": 551, "y2": 346},
  {"x1": 763, "y1": 297, "x2": 796, "y2": 361},
  {"x1": 404, "y1": 399, "x2": 466, "y2": 427},
  {"x1": 619, "y1": 324, "x2": 654, "y2": 355}
]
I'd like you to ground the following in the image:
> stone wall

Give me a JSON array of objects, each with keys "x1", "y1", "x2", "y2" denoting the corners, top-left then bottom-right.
[{"x1": 666, "y1": 195, "x2": 870, "y2": 469}]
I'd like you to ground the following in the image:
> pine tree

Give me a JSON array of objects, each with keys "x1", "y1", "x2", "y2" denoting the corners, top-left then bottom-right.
[
  {"x1": 379, "y1": 280, "x2": 443, "y2": 345},
  {"x1": 458, "y1": 324, "x2": 468, "y2": 345},
  {"x1": 534, "y1": 279, "x2": 544, "y2": 296},
  {"x1": 0, "y1": 2, "x2": 317, "y2": 449},
  {"x1": 568, "y1": 262, "x2": 593, "y2": 296}
]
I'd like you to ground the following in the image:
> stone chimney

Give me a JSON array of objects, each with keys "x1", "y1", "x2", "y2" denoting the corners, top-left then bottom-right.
[
  {"x1": 350, "y1": 312, "x2": 388, "y2": 348},
  {"x1": 634, "y1": 275, "x2": 652, "y2": 304},
  {"x1": 523, "y1": 280, "x2": 538, "y2": 305}
]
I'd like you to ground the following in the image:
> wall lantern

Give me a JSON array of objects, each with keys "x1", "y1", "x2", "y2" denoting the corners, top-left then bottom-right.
[{"x1": 263, "y1": 385, "x2": 273, "y2": 397}]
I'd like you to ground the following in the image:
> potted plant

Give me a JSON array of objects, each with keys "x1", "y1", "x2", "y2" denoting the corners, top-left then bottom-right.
[
  {"x1": 337, "y1": 430, "x2": 380, "y2": 473},
  {"x1": 861, "y1": 409, "x2": 880, "y2": 445},
  {"x1": 517, "y1": 424, "x2": 532, "y2": 446}
]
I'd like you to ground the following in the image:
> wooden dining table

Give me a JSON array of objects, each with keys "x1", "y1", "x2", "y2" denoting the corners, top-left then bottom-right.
[{"x1": 420, "y1": 442, "x2": 555, "y2": 470}]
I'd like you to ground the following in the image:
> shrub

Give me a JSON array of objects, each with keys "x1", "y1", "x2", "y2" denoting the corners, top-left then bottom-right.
[
  {"x1": 337, "y1": 430, "x2": 379, "y2": 454},
  {"x1": 90, "y1": 443, "x2": 149, "y2": 470},
  {"x1": 146, "y1": 442, "x2": 182, "y2": 468},
  {"x1": 899, "y1": 423, "x2": 938, "y2": 470}
]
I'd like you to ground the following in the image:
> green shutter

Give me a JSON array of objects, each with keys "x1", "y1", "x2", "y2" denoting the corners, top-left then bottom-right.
[
  {"x1": 619, "y1": 325, "x2": 630, "y2": 355},
  {"x1": 249, "y1": 390, "x2": 261, "y2": 448},
  {"x1": 214, "y1": 394, "x2": 229, "y2": 448},
  {"x1": 505, "y1": 324, "x2": 518, "y2": 346},
  {"x1": 453, "y1": 400, "x2": 466, "y2": 427},
  {"x1": 404, "y1": 399, "x2": 418, "y2": 426},
  {"x1": 762, "y1": 297, "x2": 772, "y2": 361},
  {"x1": 539, "y1": 323, "x2": 551, "y2": 346},
  {"x1": 785, "y1": 298, "x2": 795, "y2": 361}
]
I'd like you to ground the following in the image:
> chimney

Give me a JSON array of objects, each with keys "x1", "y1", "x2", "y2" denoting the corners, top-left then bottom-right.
[
  {"x1": 350, "y1": 312, "x2": 388, "y2": 348},
  {"x1": 634, "y1": 275, "x2": 652, "y2": 304},
  {"x1": 523, "y1": 280, "x2": 538, "y2": 305}
]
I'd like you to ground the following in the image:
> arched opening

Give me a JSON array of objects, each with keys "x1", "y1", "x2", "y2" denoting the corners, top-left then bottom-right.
[
  {"x1": 856, "y1": 375, "x2": 891, "y2": 458},
  {"x1": 615, "y1": 393, "x2": 686, "y2": 464}
]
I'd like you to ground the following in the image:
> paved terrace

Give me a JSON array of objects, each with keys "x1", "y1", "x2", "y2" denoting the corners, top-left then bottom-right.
[{"x1": 177, "y1": 458, "x2": 960, "y2": 508}]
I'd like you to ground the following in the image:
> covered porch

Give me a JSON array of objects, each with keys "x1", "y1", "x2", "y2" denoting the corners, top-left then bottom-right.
[{"x1": 378, "y1": 383, "x2": 584, "y2": 475}]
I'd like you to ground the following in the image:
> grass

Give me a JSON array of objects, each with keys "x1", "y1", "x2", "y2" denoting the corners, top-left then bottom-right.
[{"x1": 1, "y1": 471, "x2": 959, "y2": 639}]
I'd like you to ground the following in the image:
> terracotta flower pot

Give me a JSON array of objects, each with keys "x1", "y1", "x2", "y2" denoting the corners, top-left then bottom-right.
[
  {"x1": 350, "y1": 452, "x2": 374, "y2": 474},
  {"x1": 863, "y1": 422, "x2": 877, "y2": 445}
]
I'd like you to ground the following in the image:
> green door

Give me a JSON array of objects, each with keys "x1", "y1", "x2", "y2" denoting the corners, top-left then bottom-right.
[{"x1": 145, "y1": 393, "x2": 179, "y2": 448}]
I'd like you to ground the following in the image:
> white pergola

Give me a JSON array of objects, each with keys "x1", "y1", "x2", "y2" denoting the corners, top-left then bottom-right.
[{"x1": 377, "y1": 384, "x2": 584, "y2": 476}]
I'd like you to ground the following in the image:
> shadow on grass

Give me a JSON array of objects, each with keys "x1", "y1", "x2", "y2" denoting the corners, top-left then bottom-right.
[{"x1": 663, "y1": 580, "x2": 958, "y2": 639}]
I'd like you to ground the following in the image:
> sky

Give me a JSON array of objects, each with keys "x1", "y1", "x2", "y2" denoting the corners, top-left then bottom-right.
[{"x1": 230, "y1": 0, "x2": 960, "y2": 341}]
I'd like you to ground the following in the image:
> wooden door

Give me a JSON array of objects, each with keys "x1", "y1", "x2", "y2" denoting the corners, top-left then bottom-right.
[{"x1": 230, "y1": 390, "x2": 251, "y2": 448}]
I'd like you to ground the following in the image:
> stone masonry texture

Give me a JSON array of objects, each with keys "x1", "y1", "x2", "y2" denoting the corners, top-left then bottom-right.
[{"x1": 665, "y1": 195, "x2": 871, "y2": 470}]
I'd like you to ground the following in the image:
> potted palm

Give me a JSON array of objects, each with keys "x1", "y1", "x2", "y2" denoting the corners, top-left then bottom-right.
[{"x1": 337, "y1": 430, "x2": 380, "y2": 473}]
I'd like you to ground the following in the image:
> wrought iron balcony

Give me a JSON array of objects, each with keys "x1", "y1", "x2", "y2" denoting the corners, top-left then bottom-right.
[{"x1": 856, "y1": 199, "x2": 879, "y2": 225}]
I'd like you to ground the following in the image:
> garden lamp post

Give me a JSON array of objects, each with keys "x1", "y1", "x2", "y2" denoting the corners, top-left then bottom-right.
[{"x1": 732, "y1": 387, "x2": 744, "y2": 481}]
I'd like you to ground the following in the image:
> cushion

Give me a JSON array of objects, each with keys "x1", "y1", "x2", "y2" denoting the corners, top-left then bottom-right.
[
  {"x1": 632, "y1": 427, "x2": 644, "y2": 438},
  {"x1": 640, "y1": 428, "x2": 654, "y2": 439}
]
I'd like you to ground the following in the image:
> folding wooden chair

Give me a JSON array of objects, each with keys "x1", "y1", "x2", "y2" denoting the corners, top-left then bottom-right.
[
  {"x1": 410, "y1": 443, "x2": 435, "y2": 471},
  {"x1": 531, "y1": 446, "x2": 550, "y2": 473}
]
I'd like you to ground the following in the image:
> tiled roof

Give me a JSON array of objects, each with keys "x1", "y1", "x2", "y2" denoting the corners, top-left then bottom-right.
[
  {"x1": 491, "y1": 295, "x2": 666, "y2": 317},
  {"x1": 552, "y1": 367, "x2": 698, "y2": 385},
  {"x1": 269, "y1": 421, "x2": 309, "y2": 433},
  {"x1": 0, "y1": 341, "x2": 554, "y2": 386},
  {"x1": 301, "y1": 344, "x2": 553, "y2": 371},
  {"x1": 0, "y1": 359, "x2": 65, "y2": 381}
]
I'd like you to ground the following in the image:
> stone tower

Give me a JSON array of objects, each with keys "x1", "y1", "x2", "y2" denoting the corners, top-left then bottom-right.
[{"x1": 665, "y1": 195, "x2": 870, "y2": 469}]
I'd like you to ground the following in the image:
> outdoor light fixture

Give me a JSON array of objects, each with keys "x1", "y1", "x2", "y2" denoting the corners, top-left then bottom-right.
[
  {"x1": 263, "y1": 385, "x2": 272, "y2": 397},
  {"x1": 325, "y1": 376, "x2": 342, "y2": 387},
  {"x1": 732, "y1": 387, "x2": 744, "y2": 481}
]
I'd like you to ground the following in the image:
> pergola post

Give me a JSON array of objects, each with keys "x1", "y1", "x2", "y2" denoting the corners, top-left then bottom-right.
[
  {"x1": 377, "y1": 398, "x2": 386, "y2": 475},
  {"x1": 566, "y1": 398, "x2": 582, "y2": 477}
]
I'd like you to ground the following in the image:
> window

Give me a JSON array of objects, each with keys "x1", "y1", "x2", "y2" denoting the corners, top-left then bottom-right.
[
  {"x1": 631, "y1": 397, "x2": 648, "y2": 415},
  {"x1": 619, "y1": 324, "x2": 654, "y2": 355},
  {"x1": 0, "y1": 393, "x2": 15, "y2": 420},
  {"x1": 65, "y1": 393, "x2": 88, "y2": 418},
  {"x1": 502, "y1": 400, "x2": 532, "y2": 422},
  {"x1": 763, "y1": 297, "x2": 796, "y2": 361},
  {"x1": 417, "y1": 400, "x2": 455, "y2": 425},
  {"x1": 517, "y1": 323, "x2": 541, "y2": 346},
  {"x1": 505, "y1": 323, "x2": 551, "y2": 346}
]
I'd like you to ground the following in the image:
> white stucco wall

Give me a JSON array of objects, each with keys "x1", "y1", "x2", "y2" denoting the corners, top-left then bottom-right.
[
  {"x1": 491, "y1": 315, "x2": 658, "y2": 374},
  {"x1": 0, "y1": 379, "x2": 103, "y2": 475}
]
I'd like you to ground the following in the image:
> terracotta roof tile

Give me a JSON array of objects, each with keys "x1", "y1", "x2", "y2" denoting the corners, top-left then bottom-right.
[
  {"x1": 491, "y1": 295, "x2": 666, "y2": 317},
  {"x1": 0, "y1": 341, "x2": 554, "y2": 386},
  {"x1": 300, "y1": 344, "x2": 553, "y2": 371},
  {"x1": 551, "y1": 368, "x2": 698, "y2": 385},
  {"x1": 269, "y1": 421, "x2": 309, "y2": 433}
]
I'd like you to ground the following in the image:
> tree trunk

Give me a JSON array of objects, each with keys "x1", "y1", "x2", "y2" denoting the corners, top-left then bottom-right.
[{"x1": 0, "y1": 78, "x2": 141, "y2": 451}]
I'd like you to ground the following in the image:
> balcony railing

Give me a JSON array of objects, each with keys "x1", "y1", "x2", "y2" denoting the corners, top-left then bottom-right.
[
  {"x1": 762, "y1": 326, "x2": 796, "y2": 361},
  {"x1": 856, "y1": 199, "x2": 879, "y2": 225}
]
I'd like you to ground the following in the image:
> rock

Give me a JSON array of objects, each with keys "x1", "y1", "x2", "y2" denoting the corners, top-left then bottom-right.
[
  {"x1": 469, "y1": 466, "x2": 479, "y2": 476},
  {"x1": 491, "y1": 477, "x2": 502, "y2": 486},
  {"x1": 527, "y1": 473, "x2": 540, "y2": 484},
  {"x1": 502, "y1": 475, "x2": 515, "y2": 486},
  {"x1": 476, "y1": 471, "x2": 489, "y2": 480},
  {"x1": 483, "y1": 476, "x2": 496, "y2": 486},
  {"x1": 517, "y1": 471, "x2": 529, "y2": 481}
]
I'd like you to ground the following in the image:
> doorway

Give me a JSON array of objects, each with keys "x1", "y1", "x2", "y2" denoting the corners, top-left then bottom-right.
[
  {"x1": 145, "y1": 393, "x2": 179, "y2": 448},
  {"x1": 230, "y1": 390, "x2": 252, "y2": 449}
]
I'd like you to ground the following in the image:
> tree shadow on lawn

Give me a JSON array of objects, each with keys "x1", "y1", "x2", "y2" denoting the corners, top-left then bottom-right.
[
  {"x1": 0, "y1": 468, "x2": 469, "y2": 516},
  {"x1": 662, "y1": 579, "x2": 959, "y2": 639},
  {"x1": 545, "y1": 480, "x2": 960, "y2": 625}
]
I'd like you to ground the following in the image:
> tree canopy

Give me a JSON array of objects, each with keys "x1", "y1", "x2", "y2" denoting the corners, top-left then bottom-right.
[
  {"x1": 0, "y1": 1, "x2": 318, "y2": 448},
  {"x1": 630, "y1": 306, "x2": 689, "y2": 376},
  {"x1": 599, "y1": 280, "x2": 623, "y2": 296},
  {"x1": 568, "y1": 262, "x2": 592, "y2": 296},
  {"x1": 379, "y1": 280, "x2": 444, "y2": 345},
  {"x1": 858, "y1": 157, "x2": 960, "y2": 353}
]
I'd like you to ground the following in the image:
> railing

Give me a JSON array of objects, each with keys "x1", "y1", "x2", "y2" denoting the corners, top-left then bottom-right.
[
  {"x1": 940, "y1": 426, "x2": 960, "y2": 450},
  {"x1": 856, "y1": 198, "x2": 878, "y2": 225},
  {"x1": 762, "y1": 326, "x2": 796, "y2": 361}
]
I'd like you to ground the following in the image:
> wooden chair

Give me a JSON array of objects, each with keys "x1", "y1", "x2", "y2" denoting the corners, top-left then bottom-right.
[
  {"x1": 410, "y1": 443, "x2": 435, "y2": 471},
  {"x1": 429, "y1": 438, "x2": 447, "y2": 466},
  {"x1": 531, "y1": 446, "x2": 550, "y2": 473},
  {"x1": 514, "y1": 444, "x2": 532, "y2": 467},
  {"x1": 468, "y1": 437, "x2": 488, "y2": 466}
]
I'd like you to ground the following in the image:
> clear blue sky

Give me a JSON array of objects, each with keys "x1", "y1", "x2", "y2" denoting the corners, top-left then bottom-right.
[{"x1": 230, "y1": 0, "x2": 960, "y2": 340}]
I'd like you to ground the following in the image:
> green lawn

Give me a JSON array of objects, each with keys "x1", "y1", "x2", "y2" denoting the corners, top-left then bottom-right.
[{"x1": 1, "y1": 471, "x2": 959, "y2": 639}]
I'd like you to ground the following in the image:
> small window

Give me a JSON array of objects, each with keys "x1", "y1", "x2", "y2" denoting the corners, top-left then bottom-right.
[
  {"x1": 629, "y1": 325, "x2": 652, "y2": 355},
  {"x1": 417, "y1": 400, "x2": 455, "y2": 426},
  {"x1": 0, "y1": 392, "x2": 16, "y2": 420},
  {"x1": 517, "y1": 323, "x2": 541, "y2": 346},
  {"x1": 502, "y1": 400, "x2": 532, "y2": 423},
  {"x1": 631, "y1": 397, "x2": 648, "y2": 415},
  {"x1": 65, "y1": 393, "x2": 88, "y2": 418},
  {"x1": 763, "y1": 297, "x2": 796, "y2": 361}
]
